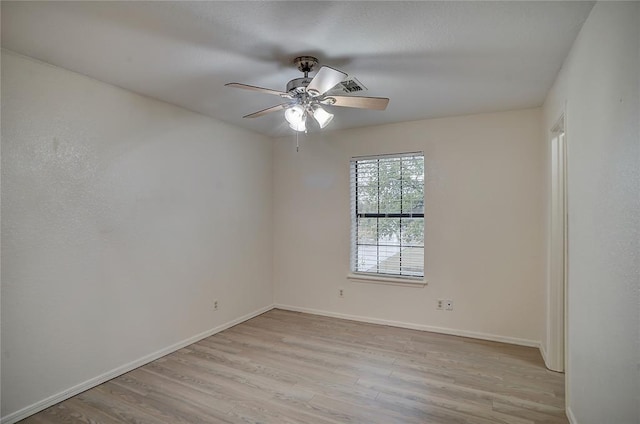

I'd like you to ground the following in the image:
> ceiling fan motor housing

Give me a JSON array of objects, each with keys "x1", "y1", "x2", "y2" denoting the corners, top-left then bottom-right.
[
  {"x1": 286, "y1": 77, "x2": 312, "y2": 95},
  {"x1": 288, "y1": 56, "x2": 318, "y2": 95}
]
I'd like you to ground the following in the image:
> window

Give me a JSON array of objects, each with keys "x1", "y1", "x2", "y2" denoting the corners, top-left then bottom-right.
[{"x1": 350, "y1": 152, "x2": 424, "y2": 279}]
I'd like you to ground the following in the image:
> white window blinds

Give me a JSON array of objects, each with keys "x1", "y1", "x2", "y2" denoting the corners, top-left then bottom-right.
[{"x1": 350, "y1": 152, "x2": 425, "y2": 278}]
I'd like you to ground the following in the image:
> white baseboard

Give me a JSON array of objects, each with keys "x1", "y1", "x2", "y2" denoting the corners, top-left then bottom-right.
[
  {"x1": 540, "y1": 343, "x2": 549, "y2": 366},
  {"x1": 274, "y1": 304, "x2": 540, "y2": 348},
  {"x1": 1, "y1": 304, "x2": 275, "y2": 424},
  {"x1": 566, "y1": 406, "x2": 577, "y2": 424},
  {"x1": 540, "y1": 344, "x2": 565, "y2": 373}
]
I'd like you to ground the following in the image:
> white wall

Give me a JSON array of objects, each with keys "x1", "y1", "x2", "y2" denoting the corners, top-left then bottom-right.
[
  {"x1": 273, "y1": 108, "x2": 545, "y2": 345},
  {"x1": 0, "y1": 51, "x2": 273, "y2": 420},
  {"x1": 542, "y1": 3, "x2": 639, "y2": 423}
]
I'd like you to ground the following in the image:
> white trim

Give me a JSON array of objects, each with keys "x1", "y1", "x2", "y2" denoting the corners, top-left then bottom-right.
[
  {"x1": 347, "y1": 273, "x2": 427, "y2": 287},
  {"x1": 547, "y1": 116, "x2": 567, "y2": 373},
  {"x1": 566, "y1": 406, "x2": 577, "y2": 424},
  {"x1": 540, "y1": 343, "x2": 549, "y2": 367},
  {"x1": 274, "y1": 304, "x2": 540, "y2": 348},
  {"x1": 0, "y1": 304, "x2": 275, "y2": 424}
]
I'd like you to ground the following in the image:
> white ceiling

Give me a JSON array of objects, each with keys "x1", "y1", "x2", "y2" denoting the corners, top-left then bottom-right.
[{"x1": 1, "y1": 1, "x2": 594, "y2": 137}]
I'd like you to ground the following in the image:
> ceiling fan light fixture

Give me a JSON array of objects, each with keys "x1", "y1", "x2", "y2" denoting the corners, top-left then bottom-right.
[
  {"x1": 289, "y1": 117, "x2": 306, "y2": 132},
  {"x1": 285, "y1": 104, "x2": 304, "y2": 124},
  {"x1": 312, "y1": 105, "x2": 334, "y2": 129},
  {"x1": 285, "y1": 105, "x2": 307, "y2": 132}
]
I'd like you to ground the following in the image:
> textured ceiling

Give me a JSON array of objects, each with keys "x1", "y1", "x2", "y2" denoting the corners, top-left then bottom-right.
[{"x1": 1, "y1": 1, "x2": 594, "y2": 137}]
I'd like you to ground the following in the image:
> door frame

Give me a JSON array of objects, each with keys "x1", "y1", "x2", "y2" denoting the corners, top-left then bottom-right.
[{"x1": 547, "y1": 115, "x2": 567, "y2": 374}]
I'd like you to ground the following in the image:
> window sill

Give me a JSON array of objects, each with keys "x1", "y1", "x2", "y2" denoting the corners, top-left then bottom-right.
[{"x1": 347, "y1": 273, "x2": 427, "y2": 287}]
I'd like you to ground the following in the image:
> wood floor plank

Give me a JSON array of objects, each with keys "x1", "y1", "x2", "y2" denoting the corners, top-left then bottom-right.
[{"x1": 19, "y1": 309, "x2": 567, "y2": 423}]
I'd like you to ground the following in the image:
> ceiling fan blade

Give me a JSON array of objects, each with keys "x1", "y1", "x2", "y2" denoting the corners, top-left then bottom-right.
[
  {"x1": 327, "y1": 95, "x2": 389, "y2": 110},
  {"x1": 306, "y1": 66, "x2": 348, "y2": 97},
  {"x1": 226, "y1": 83, "x2": 291, "y2": 98},
  {"x1": 243, "y1": 103, "x2": 289, "y2": 118}
]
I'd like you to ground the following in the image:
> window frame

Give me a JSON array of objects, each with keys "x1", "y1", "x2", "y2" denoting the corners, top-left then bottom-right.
[{"x1": 349, "y1": 152, "x2": 426, "y2": 285}]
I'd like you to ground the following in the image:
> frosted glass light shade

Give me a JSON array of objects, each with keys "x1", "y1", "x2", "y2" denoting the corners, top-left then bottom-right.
[
  {"x1": 313, "y1": 106, "x2": 334, "y2": 129},
  {"x1": 289, "y1": 117, "x2": 306, "y2": 132},
  {"x1": 285, "y1": 105, "x2": 305, "y2": 125}
]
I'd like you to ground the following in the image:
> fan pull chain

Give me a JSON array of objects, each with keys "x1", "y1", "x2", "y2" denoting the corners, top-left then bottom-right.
[{"x1": 296, "y1": 130, "x2": 299, "y2": 152}]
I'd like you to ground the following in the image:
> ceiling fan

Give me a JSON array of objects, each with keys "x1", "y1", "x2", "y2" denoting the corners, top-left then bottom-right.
[{"x1": 225, "y1": 56, "x2": 389, "y2": 132}]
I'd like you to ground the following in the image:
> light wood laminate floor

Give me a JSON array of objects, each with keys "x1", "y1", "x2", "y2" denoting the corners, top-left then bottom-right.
[{"x1": 22, "y1": 309, "x2": 567, "y2": 423}]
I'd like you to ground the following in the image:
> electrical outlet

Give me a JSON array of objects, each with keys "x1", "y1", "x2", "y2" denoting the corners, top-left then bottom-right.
[
  {"x1": 339, "y1": 289, "x2": 344, "y2": 298},
  {"x1": 437, "y1": 299, "x2": 443, "y2": 310},
  {"x1": 213, "y1": 300, "x2": 219, "y2": 311},
  {"x1": 445, "y1": 300, "x2": 453, "y2": 311}
]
